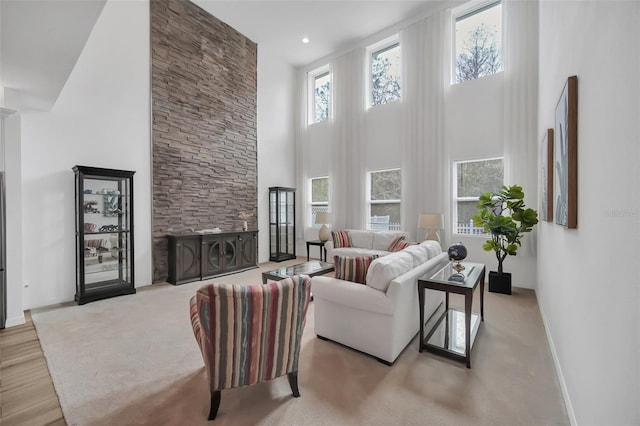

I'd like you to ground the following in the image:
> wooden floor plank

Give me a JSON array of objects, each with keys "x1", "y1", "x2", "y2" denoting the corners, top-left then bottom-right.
[{"x1": 0, "y1": 312, "x2": 66, "y2": 426}]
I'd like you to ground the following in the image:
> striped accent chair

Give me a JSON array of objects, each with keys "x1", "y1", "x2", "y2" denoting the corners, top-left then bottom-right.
[{"x1": 189, "y1": 275, "x2": 312, "y2": 420}]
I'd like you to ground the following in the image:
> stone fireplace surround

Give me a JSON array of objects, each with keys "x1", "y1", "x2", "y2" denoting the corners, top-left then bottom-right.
[{"x1": 150, "y1": 0, "x2": 258, "y2": 282}]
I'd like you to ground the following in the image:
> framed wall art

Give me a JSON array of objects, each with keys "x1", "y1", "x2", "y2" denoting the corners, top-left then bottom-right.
[
  {"x1": 540, "y1": 128, "x2": 554, "y2": 222},
  {"x1": 553, "y1": 76, "x2": 578, "y2": 228}
]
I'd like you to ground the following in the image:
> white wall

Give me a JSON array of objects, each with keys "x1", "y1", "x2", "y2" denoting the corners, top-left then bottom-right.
[
  {"x1": 444, "y1": 71, "x2": 536, "y2": 288},
  {"x1": 256, "y1": 50, "x2": 297, "y2": 262},
  {"x1": 20, "y1": 0, "x2": 152, "y2": 308},
  {"x1": 299, "y1": 23, "x2": 540, "y2": 288},
  {"x1": 537, "y1": 1, "x2": 639, "y2": 424},
  {"x1": 4, "y1": 113, "x2": 24, "y2": 326}
]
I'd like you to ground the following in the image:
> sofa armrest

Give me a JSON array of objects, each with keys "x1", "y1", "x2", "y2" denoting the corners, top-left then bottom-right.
[
  {"x1": 385, "y1": 252, "x2": 449, "y2": 304},
  {"x1": 324, "y1": 240, "x2": 334, "y2": 262},
  {"x1": 311, "y1": 276, "x2": 393, "y2": 315}
]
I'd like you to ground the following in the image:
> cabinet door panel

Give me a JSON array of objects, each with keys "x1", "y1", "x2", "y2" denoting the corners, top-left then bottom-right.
[
  {"x1": 177, "y1": 237, "x2": 201, "y2": 282},
  {"x1": 239, "y1": 233, "x2": 257, "y2": 268},
  {"x1": 224, "y1": 236, "x2": 238, "y2": 272},
  {"x1": 202, "y1": 237, "x2": 223, "y2": 278}
]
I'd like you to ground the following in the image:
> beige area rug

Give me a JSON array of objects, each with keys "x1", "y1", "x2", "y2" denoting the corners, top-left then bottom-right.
[{"x1": 32, "y1": 259, "x2": 569, "y2": 425}]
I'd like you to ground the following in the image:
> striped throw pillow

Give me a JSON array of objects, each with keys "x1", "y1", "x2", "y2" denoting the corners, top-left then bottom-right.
[
  {"x1": 332, "y1": 230, "x2": 351, "y2": 248},
  {"x1": 386, "y1": 235, "x2": 408, "y2": 252},
  {"x1": 334, "y1": 255, "x2": 378, "y2": 285}
]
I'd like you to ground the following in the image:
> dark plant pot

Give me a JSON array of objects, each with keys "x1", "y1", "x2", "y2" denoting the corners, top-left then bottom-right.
[{"x1": 489, "y1": 271, "x2": 512, "y2": 295}]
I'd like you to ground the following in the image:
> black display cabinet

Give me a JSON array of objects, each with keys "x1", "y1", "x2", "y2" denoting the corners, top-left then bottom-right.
[
  {"x1": 73, "y1": 166, "x2": 135, "y2": 304},
  {"x1": 269, "y1": 187, "x2": 296, "y2": 262}
]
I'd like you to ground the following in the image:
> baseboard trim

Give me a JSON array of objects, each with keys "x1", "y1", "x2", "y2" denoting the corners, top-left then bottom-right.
[
  {"x1": 536, "y1": 291, "x2": 577, "y2": 426},
  {"x1": 5, "y1": 312, "x2": 26, "y2": 328}
]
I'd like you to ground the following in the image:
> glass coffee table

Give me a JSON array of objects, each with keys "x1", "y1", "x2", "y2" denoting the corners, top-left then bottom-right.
[{"x1": 262, "y1": 261, "x2": 334, "y2": 284}]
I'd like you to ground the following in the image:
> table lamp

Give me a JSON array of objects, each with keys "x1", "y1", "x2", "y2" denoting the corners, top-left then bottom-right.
[
  {"x1": 315, "y1": 212, "x2": 331, "y2": 242},
  {"x1": 418, "y1": 212, "x2": 443, "y2": 243}
]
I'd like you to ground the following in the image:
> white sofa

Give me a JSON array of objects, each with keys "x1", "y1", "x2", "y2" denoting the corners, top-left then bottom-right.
[
  {"x1": 324, "y1": 229, "x2": 411, "y2": 262},
  {"x1": 311, "y1": 240, "x2": 449, "y2": 364}
]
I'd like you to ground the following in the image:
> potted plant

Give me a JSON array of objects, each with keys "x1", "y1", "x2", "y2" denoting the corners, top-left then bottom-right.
[{"x1": 472, "y1": 185, "x2": 538, "y2": 294}]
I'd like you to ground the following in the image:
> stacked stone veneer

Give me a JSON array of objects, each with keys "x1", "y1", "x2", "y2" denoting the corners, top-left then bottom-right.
[{"x1": 151, "y1": 0, "x2": 257, "y2": 282}]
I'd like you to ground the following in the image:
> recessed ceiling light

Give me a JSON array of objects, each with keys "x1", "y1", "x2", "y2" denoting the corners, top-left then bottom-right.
[{"x1": 302, "y1": 37, "x2": 310, "y2": 44}]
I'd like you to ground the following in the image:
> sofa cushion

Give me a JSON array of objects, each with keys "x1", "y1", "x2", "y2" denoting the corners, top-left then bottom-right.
[
  {"x1": 387, "y1": 236, "x2": 408, "y2": 252},
  {"x1": 371, "y1": 231, "x2": 408, "y2": 250},
  {"x1": 419, "y1": 240, "x2": 442, "y2": 258},
  {"x1": 332, "y1": 230, "x2": 351, "y2": 248},
  {"x1": 334, "y1": 255, "x2": 378, "y2": 285},
  {"x1": 366, "y1": 251, "x2": 414, "y2": 292},
  {"x1": 403, "y1": 245, "x2": 430, "y2": 267},
  {"x1": 332, "y1": 248, "x2": 389, "y2": 259},
  {"x1": 348, "y1": 230, "x2": 374, "y2": 249}
]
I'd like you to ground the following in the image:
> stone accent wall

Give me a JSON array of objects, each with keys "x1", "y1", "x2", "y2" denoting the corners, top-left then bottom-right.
[{"x1": 151, "y1": 0, "x2": 257, "y2": 282}]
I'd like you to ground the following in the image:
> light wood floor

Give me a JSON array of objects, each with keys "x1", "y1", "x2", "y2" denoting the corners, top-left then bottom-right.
[{"x1": 0, "y1": 311, "x2": 66, "y2": 426}]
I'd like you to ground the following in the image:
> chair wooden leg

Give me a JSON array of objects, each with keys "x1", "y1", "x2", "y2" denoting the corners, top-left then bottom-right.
[
  {"x1": 208, "y1": 390, "x2": 221, "y2": 420},
  {"x1": 287, "y1": 371, "x2": 300, "y2": 397}
]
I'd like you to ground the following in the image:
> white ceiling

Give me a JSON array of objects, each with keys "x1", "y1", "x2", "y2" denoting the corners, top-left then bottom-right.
[
  {"x1": 0, "y1": 0, "x2": 106, "y2": 111},
  {"x1": 0, "y1": 0, "x2": 445, "y2": 112},
  {"x1": 194, "y1": 1, "x2": 446, "y2": 68}
]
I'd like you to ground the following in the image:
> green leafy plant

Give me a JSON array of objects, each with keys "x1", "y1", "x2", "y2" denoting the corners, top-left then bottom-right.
[{"x1": 472, "y1": 185, "x2": 538, "y2": 274}]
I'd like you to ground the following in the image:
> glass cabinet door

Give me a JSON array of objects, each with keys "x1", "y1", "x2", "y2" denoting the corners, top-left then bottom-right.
[
  {"x1": 74, "y1": 166, "x2": 135, "y2": 304},
  {"x1": 269, "y1": 187, "x2": 296, "y2": 262}
]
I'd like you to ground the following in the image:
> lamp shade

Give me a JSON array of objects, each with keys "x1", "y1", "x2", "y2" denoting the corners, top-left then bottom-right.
[
  {"x1": 418, "y1": 213, "x2": 443, "y2": 230},
  {"x1": 315, "y1": 212, "x2": 330, "y2": 225}
]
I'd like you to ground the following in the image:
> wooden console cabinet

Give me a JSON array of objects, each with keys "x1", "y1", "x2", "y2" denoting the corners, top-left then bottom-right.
[{"x1": 167, "y1": 231, "x2": 258, "y2": 285}]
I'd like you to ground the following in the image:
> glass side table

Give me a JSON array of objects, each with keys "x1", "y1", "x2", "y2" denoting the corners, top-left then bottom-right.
[{"x1": 417, "y1": 261, "x2": 486, "y2": 368}]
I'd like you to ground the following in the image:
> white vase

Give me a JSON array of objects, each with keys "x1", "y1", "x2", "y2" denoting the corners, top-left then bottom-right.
[
  {"x1": 242, "y1": 221, "x2": 248, "y2": 231},
  {"x1": 318, "y1": 224, "x2": 330, "y2": 242}
]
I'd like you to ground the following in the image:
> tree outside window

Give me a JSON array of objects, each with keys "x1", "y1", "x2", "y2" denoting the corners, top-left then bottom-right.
[
  {"x1": 453, "y1": 158, "x2": 503, "y2": 234},
  {"x1": 455, "y1": 2, "x2": 502, "y2": 83},
  {"x1": 369, "y1": 169, "x2": 401, "y2": 230},
  {"x1": 314, "y1": 72, "x2": 330, "y2": 123},
  {"x1": 371, "y1": 43, "x2": 401, "y2": 107}
]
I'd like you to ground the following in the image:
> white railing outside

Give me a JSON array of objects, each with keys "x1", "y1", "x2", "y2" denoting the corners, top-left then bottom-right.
[
  {"x1": 311, "y1": 205, "x2": 329, "y2": 227},
  {"x1": 368, "y1": 215, "x2": 401, "y2": 231},
  {"x1": 456, "y1": 220, "x2": 485, "y2": 235}
]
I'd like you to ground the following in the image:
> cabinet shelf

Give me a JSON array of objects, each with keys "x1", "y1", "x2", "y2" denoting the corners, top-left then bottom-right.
[
  {"x1": 82, "y1": 230, "x2": 130, "y2": 235},
  {"x1": 85, "y1": 262, "x2": 120, "y2": 275},
  {"x1": 74, "y1": 165, "x2": 136, "y2": 305}
]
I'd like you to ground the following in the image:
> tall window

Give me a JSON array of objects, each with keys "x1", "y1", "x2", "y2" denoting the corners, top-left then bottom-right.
[
  {"x1": 368, "y1": 169, "x2": 401, "y2": 231},
  {"x1": 370, "y1": 41, "x2": 401, "y2": 107},
  {"x1": 310, "y1": 177, "x2": 329, "y2": 226},
  {"x1": 309, "y1": 66, "x2": 330, "y2": 124},
  {"x1": 454, "y1": 1, "x2": 502, "y2": 83},
  {"x1": 453, "y1": 158, "x2": 503, "y2": 234}
]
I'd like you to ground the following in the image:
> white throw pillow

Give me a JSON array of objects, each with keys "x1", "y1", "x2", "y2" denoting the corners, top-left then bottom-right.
[
  {"x1": 366, "y1": 251, "x2": 413, "y2": 292},
  {"x1": 348, "y1": 230, "x2": 375, "y2": 249},
  {"x1": 372, "y1": 231, "x2": 406, "y2": 250},
  {"x1": 419, "y1": 240, "x2": 443, "y2": 259},
  {"x1": 402, "y1": 245, "x2": 430, "y2": 267}
]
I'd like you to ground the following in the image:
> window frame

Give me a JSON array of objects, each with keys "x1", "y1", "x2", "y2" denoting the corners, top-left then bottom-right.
[
  {"x1": 309, "y1": 176, "x2": 329, "y2": 227},
  {"x1": 367, "y1": 36, "x2": 402, "y2": 109},
  {"x1": 451, "y1": 0, "x2": 503, "y2": 85},
  {"x1": 367, "y1": 168, "x2": 402, "y2": 231},
  {"x1": 452, "y1": 157, "x2": 503, "y2": 236},
  {"x1": 308, "y1": 65, "x2": 331, "y2": 125}
]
